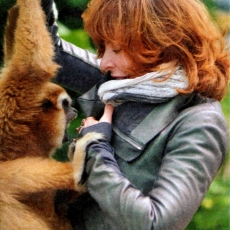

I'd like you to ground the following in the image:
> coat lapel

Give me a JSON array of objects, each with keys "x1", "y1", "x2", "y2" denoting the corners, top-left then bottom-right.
[
  {"x1": 112, "y1": 94, "x2": 193, "y2": 162},
  {"x1": 131, "y1": 94, "x2": 190, "y2": 145}
]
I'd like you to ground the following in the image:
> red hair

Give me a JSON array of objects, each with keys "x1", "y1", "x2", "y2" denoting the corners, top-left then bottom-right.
[{"x1": 82, "y1": 0, "x2": 230, "y2": 100}]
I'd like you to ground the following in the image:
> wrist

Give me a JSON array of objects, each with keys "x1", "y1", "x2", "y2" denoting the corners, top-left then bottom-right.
[{"x1": 79, "y1": 122, "x2": 112, "y2": 142}]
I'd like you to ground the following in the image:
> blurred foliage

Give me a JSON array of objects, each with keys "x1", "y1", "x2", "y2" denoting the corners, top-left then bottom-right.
[
  {"x1": 0, "y1": 0, "x2": 15, "y2": 65},
  {"x1": 187, "y1": 176, "x2": 230, "y2": 229},
  {"x1": 54, "y1": 0, "x2": 88, "y2": 29},
  {"x1": 0, "y1": 0, "x2": 229, "y2": 229},
  {"x1": 57, "y1": 22, "x2": 95, "y2": 52}
]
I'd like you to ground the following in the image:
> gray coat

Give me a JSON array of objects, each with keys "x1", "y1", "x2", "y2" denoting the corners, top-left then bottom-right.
[{"x1": 54, "y1": 39, "x2": 228, "y2": 230}]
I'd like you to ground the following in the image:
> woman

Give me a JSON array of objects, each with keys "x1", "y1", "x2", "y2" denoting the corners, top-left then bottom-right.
[{"x1": 43, "y1": 0, "x2": 229, "y2": 229}]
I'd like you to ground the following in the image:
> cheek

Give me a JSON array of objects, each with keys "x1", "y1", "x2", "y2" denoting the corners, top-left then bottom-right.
[
  {"x1": 118, "y1": 54, "x2": 136, "y2": 74},
  {"x1": 37, "y1": 110, "x2": 66, "y2": 147}
]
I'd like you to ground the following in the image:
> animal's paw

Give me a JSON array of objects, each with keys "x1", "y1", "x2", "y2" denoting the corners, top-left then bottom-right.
[
  {"x1": 70, "y1": 132, "x2": 104, "y2": 191},
  {"x1": 68, "y1": 138, "x2": 76, "y2": 161}
]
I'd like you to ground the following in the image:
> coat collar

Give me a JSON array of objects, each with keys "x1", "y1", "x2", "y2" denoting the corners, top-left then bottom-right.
[{"x1": 130, "y1": 94, "x2": 192, "y2": 146}]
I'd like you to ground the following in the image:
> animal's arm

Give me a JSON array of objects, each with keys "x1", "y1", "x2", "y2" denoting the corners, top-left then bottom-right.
[
  {"x1": 0, "y1": 157, "x2": 74, "y2": 197},
  {"x1": 0, "y1": 193, "x2": 52, "y2": 230},
  {"x1": 8, "y1": 0, "x2": 59, "y2": 79}
]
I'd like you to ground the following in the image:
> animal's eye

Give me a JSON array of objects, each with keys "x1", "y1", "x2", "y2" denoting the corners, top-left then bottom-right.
[
  {"x1": 41, "y1": 99, "x2": 53, "y2": 109},
  {"x1": 62, "y1": 99, "x2": 69, "y2": 108}
]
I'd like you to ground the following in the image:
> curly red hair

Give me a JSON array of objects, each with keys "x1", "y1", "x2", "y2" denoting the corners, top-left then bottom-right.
[{"x1": 82, "y1": 0, "x2": 229, "y2": 101}]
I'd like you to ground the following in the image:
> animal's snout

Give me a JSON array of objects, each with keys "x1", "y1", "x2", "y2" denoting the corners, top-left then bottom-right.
[{"x1": 67, "y1": 107, "x2": 78, "y2": 124}]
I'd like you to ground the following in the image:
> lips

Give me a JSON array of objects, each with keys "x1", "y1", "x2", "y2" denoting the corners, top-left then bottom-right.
[{"x1": 112, "y1": 76, "x2": 129, "y2": 80}]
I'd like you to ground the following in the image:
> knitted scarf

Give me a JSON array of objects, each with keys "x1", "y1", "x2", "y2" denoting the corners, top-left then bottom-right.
[{"x1": 98, "y1": 66, "x2": 188, "y2": 106}]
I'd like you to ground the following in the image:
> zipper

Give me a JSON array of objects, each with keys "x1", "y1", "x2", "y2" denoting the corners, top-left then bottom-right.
[{"x1": 113, "y1": 126, "x2": 143, "y2": 151}]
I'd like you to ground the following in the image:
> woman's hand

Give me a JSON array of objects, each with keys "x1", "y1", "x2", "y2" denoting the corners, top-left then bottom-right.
[{"x1": 77, "y1": 104, "x2": 114, "y2": 133}]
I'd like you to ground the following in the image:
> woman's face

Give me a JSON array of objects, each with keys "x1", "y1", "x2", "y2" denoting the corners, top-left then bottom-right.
[{"x1": 100, "y1": 42, "x2": 137, "y2": 79}]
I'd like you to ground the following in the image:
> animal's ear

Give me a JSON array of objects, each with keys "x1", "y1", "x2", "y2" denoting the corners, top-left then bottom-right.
[{"x1": 5, "y1": 0, "x2": 59, "y2": 82}]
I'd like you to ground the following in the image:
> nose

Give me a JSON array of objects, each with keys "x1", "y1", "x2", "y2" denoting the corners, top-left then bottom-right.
[{"x1": 100, "y1": 51, "x2": 115, "y2": 72}]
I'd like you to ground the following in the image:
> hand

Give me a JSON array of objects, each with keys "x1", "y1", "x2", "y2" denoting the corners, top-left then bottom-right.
[{"x1": 77, "y1": 104, "x2": 114, "y2": 133}]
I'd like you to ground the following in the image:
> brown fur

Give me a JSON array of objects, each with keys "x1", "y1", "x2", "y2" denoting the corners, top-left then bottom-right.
[{"x1": 0, "y1": 0, "x2": 87, "y2": 229}]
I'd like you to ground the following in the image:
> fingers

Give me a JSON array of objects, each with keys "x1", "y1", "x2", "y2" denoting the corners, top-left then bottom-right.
[
  {"x1": 99, "y1": 104, "x2": 114, "y2": 124},
  {"x1": 76, "y1": 117, "x2": 96, "y2": 133},
  {"x1": 76, "y1": 104, "x2": 114, "y2": 133}
]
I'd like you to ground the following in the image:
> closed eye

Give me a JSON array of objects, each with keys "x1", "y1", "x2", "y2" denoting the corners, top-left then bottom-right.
[{"x1": 113, "y1": 49, "x2": 121, "y2": 54}]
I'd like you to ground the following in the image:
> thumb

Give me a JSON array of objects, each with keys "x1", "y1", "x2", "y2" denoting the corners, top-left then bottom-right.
[{"x1": 99, "y1": 104, "x2": 114, "y2": 124}]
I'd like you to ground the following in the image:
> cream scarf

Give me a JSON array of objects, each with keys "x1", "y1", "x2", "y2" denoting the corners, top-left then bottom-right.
[{"x1": 98, "y1": 66, "x2": 188, "y2": 106}]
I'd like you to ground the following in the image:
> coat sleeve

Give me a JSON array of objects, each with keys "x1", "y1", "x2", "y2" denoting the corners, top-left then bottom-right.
[
  {"x1": 80, "y1": 108, "x2": 228, "y2": 230},
  {"x1": 50, "y1": 24, "x2": 103, "y2": 94}
]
